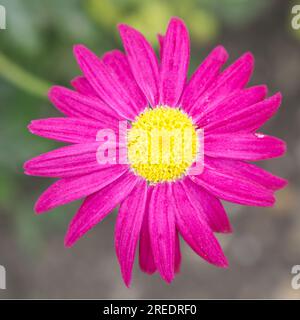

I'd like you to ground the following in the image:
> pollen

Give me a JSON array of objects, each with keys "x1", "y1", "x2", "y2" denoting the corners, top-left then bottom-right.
[{"x1": 127, "y1": 106, "x2": 198, "y2": 183}]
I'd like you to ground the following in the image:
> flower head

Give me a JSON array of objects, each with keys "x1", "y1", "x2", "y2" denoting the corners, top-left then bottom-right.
[{"x1": 24, "y1": 17, "x2": 287, "y2": 286}]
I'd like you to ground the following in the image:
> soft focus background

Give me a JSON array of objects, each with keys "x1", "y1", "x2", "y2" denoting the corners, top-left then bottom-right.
[{"x1": 0, "y1": 0, "x2": 299, "y2": 299}]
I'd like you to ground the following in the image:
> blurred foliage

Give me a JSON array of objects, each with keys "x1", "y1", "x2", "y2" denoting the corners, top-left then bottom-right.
[
  {"x1": 0, "y1": 0, "x2": 280, "y2": 251},
  {"x1": 86, "y1": 0, "x2": 272, "y2": 44}
]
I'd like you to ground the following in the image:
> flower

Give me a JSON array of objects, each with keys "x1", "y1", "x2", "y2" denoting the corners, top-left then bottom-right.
[{"x1": 24, "y1": 17, "x2": 287, "y2": 286}]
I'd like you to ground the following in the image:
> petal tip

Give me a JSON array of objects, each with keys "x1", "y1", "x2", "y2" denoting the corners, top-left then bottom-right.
[
  {"x1": 243, "y1": 51, "x2": 255, "y2": 67},
  {"x1": 27, "y1": 121, "x2": 37, "y2": 135},
  {"x1": 23, "y1": 165, "x2": 34, "y2": 176},
  {"x1": 48, "y1": 85, "x2": 63, "y2": 102},
  {"x1": 258, "y1": 84, "x2": 268, "y2": 97},
  {"x1": 162, "y1": 274, "x2": 175, "y2": 284},
  {"x1": 213, "y1": 45, "x2": 229, "y2": 61},
  {"x1": 64, "y1": 229, "x2": 76, "y2": 248},
  {"x1": 278, "y1": 178, "x2": 288, "y2": 189},
  {"x1": 34, "y1": 194, "x2": 52, "y2": 214},
  {"x1": 23, "y1": 159, "x2": 30, "y2": 171},
  {"x1": 23, "y1": 169, "x2": 30, "y2": 176},
  {"x1": 169, "y1": 16, "x2": 186, "y2": 26},
  {"x1": 70, "y1": 76, "x2": 81, "y2": 88},
  {"x1": 166, "y1": 17, "x2": 189, "y2": 40},
  {"x1": 73, "y1": 44, "x2": 85, "y2": 54},
  {"x1": 267, "y1": 195, "x2": 276, "y2": 207},
  {"x1": 34, "y1": 203, "x2": 44, "y2": 215},
  {"x1": 117, "y1": 23, "x2": 131, "y2": 35},
  {"x1": 244, "y1": 51, "x2": 254, "y2": 60},
  {"x1": 122, "y1": 275, "x2": 132, "y2": 288},
  {"x1": 217, "y1": 255, "x2": 229, "y2": 268},
  {"x1": 73, "y1": 44, "x2": 92, "y2": 62},
  {"x1": 102, "y1": 49, "x2": 123, "y2": 61},
  {"x1": 140, "y1": 265, "x2": 156, "y2": 275},
  {"x1": 280, "y1": 140, "x2": 287, "y2": 157},
  {"x1": 64, "y1": 237, "x2": 73, "y2": 248},
  {"x1": 273, "y1": 91, "x2": 282, "y2": 104},
  {"x1": 222, "y1": 225, "x2": 233, "y2": 234}
]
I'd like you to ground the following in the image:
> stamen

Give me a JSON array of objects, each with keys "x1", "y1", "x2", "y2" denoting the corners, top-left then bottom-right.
[{"x1": 127, "y1": 106, "x2": 198, "y2": 183}]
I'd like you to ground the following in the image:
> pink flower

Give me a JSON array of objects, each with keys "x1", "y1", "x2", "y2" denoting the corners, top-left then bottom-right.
[{"x1": 24, "y1": 17, "x2": 287, "y2": 286}]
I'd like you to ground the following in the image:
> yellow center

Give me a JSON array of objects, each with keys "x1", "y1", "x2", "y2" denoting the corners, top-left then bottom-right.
[{"x1": 127, "y1": 106, "x2": 198, "y2": 183}]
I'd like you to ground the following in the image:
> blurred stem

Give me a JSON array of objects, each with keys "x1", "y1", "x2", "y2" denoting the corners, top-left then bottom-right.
[{"x1": 0, "y1": 52, "x2": 51, "y2": 99}]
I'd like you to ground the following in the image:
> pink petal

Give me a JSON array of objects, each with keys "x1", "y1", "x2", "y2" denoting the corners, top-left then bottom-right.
[
  {"x1": 180, "y1": 45, "x2": 228, "y2": 114},
  {"x1": 205, "y1": 132, "x2": 286, "y2": 161},
  {"x1": 35, "y1": 165, "x2": 129, "y2": 213},
  {"x1": 204, "y1": 92, "x2": 281, "y2": 133},
  {"x1": 71, "y1": 76, "x2": 97, "y2": 97},
  {"x1": 149, "y1": 183, "x2": 175, "y2": 283},
  {"x1": 159, "y1": 17, "x2": 190, "y2": 107},
  {"x1": 24, "y1": 142, "x2": 117, "y2": 178},
  {"x1": 118, "y1": 24, "x2": 159, "y2": 107},
  {"x1": 65, "y1": 171, "x2": 140, "y2": 247},
  {"x1": 182, "y1": 177, "x2": 232, "y2": 233},
  {"x1": 172, "y1": 181, "x2": 228, "y2": 267},
  {"x1": 174, "y1": 231, "x2": 181, "y2": 273},
  {"x1": 203, "y1": 157, "x2": 287, "y2": 191},
  {"x1": 198, "y1": 85, "x2": 267, "y2": 129},
  {"x1": 28, "y1": 117, "x2": 106, "y2": 144},
  {"x1": 191, "y1": 52, "x2": 254, "y2": 121},
  {"x1": 190, "y1": 157, "x2": 275, "y2": 206},
  {"x1": 115, "y1": 179, "x2": 147, "y2": 287},
  {"x1": 102, "y1": 50, "x2": 147, "y2": 115},
  {"x1": 49, "y1": 86, "x2": 121, "y2": 124},
  {"x1": 139, "y1": 187, "x2": 157, "y2": 275},
  {"x1": 73, "y1": 45, "x2": 139, "y2": 120}
]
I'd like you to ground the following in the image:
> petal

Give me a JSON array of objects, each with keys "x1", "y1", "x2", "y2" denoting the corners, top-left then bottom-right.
[
  {"x1": 205, "y1": 132, "x2": 286, "y2": 161},
  {"x1": 35, "y1": 165, "x2": 129, "y2": 213},
  {"x1": 172, "y1": 181, "x2": 228, "y2": 267},
  {"x1": 71, "y1": 76, "x2": 97, "y2": 97},
  {"x1": 139, "y1": 187, "x2": 157, "y2": 275},
  {"x1": 28, "y1": 117, "x2": 105, "y2": 144},
  {"x1": 115, "y1": 179, "x2": 147, "y2": 287},
  {"x1": 203, "y1": 157, "x2": 287, "y2": 191},
  {"x1": 204, "y1": 92, "x2": 281, "y2": 134},
  {"x1": 190, "y1": 157, "x2": 275, "y2": 206},
  {"x1": 182, "y1": 178, "x2": 232, "y2": 233},
  {"x1": 191, "y1": 52, "x2": 254, "y2": 120},
  {"x1": 102, "y1": 50, "x2": 147, "y2": 115},
  {"x1": 73, "y1": 45, "x2": 139, "y2": 120},
  {"x1": 159, "y1": 17, "x2": 190, "y2": 106},
  {"x1": 174, "y1": 231, "x2": 181, "y2": 273},
  {"x1": 181, "y1": 45, "x2": 228, "y2": 114},
  {"x1": 24, "y1": 142, "x2": 119, "y2": 178},
  {"x1": 198, "y1": 85, "x2": 267, "y2": 129},
  {"x1": 149, "y1": 183, "x2": 175, "y2": 283},
  {"x1": 65, "y1": 171, "x2": 140, "y2": 247},
  {"x1": 49, "y1": 86, "x2": 121, "y2": 124},
  {"x1": 118, "y1": 24, "x2": 160, "y2": 106}
]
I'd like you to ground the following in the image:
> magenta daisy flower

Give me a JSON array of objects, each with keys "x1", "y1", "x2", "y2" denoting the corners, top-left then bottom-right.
[{"x1": 24, "y1": 17, "x2": 287, "y2": 286}]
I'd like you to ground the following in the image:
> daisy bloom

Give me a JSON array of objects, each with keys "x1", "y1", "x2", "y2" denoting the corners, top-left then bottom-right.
[{"x1": 24, "y1": 17, "x2": 287, "y2": 286}]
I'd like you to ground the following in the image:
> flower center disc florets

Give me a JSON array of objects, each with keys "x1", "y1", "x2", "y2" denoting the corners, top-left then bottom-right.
[{"x1": 127, "y1": 106, "x2": 198, "y2": 183}]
